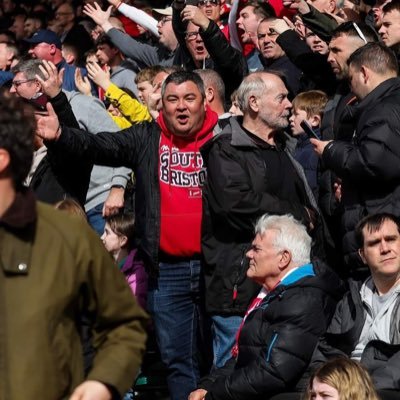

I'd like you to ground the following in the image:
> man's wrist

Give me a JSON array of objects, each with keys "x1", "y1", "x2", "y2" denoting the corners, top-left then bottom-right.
[
  {"x1": 101, "y1": 21, "x2": 114, "y2": 33},
  {"x1": 199, "y1": 18, "x2": 210, "y2": 31},
  {"x1": 298, "y1": 0, "x2": 311, "y2": 14}
]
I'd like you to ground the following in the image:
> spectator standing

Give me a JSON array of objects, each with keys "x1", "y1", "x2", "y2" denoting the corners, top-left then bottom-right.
[
  {"x1": 0, "y1": 94, "x2": 147, "y2": 400},
  {"x1": 312, "y1": 43, "x2": 400, "y2": 276},
  {"x1": 201, "y1": 71, "x2": 324, "y2": 368},
  {"x1": 25, "y1": 29, "x2": 92, "y2": 93},
  {"x1": 36, "y1": 70, "x2": 219, "y2": 400}
]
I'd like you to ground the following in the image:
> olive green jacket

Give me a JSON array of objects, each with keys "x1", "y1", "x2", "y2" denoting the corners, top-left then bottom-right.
[{"x1": 0, "y1": 190, "x2": 147, "y2": 400}]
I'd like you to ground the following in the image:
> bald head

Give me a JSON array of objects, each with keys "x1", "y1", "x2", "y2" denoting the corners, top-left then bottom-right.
[
  {"x1": 237, "y1": 72, "x2": 284, "y2": 112},
  {"x1": 238, "y1": 72, "x2": 292, "y2": 138}
]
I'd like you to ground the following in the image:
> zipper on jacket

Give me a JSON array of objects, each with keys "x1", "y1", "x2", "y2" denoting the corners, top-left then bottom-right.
[{"x1": 266, "y1": 332, "x2": 278, "y2": 362}]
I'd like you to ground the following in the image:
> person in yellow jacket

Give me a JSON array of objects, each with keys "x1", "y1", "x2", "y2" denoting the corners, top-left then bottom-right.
[{"x1": 75, "y1": 63, "x2": 152, "y2": 128}]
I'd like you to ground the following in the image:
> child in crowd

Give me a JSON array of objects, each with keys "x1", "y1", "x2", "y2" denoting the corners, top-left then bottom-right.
[
  {"x1": 304, "y1": 358, "x2": 379, "y2": 400},
  {"x1": 54, "y1": 198, "x2": 87, "y2": 221},
  {"x1": 134, "y1": 65, "x2": 164, "y2": 106},
  {"x1": 289, "y1": 90, "x2": 328, "y2": 198},
  {"x1": 229, "y1": 89, "x2": 243, "y2": 116},
  {"x1": 101, "y1": 213, "x2": 147, "y2": 310}
]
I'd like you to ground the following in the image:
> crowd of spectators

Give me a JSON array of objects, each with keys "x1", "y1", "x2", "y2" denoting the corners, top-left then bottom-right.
[{"x1": 1, "y1": 0, "x2": 400, "y2": 399}]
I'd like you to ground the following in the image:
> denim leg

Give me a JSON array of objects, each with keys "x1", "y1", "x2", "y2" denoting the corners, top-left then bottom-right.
[
  {"x1": 86, "y1": 203, "x2": 105, "y2": 236},
  {"x1": 147, "y1": 260, "x2": 201, "y2": 400},
  {"x1": 211, "y1": 315, "x2": 243, "y2": 368},
  {"x1": 122, "y1": 389, "x2": 135, "y2": 400}
]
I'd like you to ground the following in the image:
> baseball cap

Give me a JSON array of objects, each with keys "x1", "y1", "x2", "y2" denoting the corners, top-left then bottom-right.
[
  {"x1": 24, "y1": 29, "x2": 62, "y2": 49},
  {"x1": 152, "y1": 6, "x2": 173, "y2": 17}
]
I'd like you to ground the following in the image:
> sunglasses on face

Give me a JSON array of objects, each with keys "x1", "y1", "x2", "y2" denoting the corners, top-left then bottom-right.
[{"x1": 198, "y1": 0, "x2": 220, "y2": 6}]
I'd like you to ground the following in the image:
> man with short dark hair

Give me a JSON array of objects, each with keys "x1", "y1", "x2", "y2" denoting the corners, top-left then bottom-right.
[
  {"x1": 36, "y1": 70, "x2": 219, "y2": 400},
  {"x1": 311, "y1": 212, "x2": 400, "y2": 399},
  {"x1": 256, "y1": 17, "x2": 302, "y2": 96},
  {"x1": 379, "y1": 0, "x2": 400, "y2": 59},
  {"x1": 54, "y1": 2, "x2": 93, "y2": 66},
  {"x1": 236, "y1": 0, "x2": 276, "y2": 71},
  {"x1": 194, "y1": 69, "x2": 226, "y2": 117},
  {"x1": 312, "y1": 42, "x2": 400, "y2": 277},
  {"x1": 172, "y1": 0, "x2": 248, "y2": 99},
  {"x1": 95, "y1": 34, "x2": 138, "y2": 98},
  {"x1": 0, "y1": 95, "x2": 147, "y2": 400}
]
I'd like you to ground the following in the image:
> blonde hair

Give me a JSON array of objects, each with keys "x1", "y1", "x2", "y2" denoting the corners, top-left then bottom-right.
[
  {"x1": 304, "y1": 358, "x2": 379, "y2": 400},
  {"x1": 292, "y1": 90, "x2": 328, "y2": 119}
]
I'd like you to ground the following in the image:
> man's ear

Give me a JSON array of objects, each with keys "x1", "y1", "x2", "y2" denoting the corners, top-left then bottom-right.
[
  {"x1": 279, "y1": 249, "x2": 292, "y2": 270},
  {"x1": 248, "y1": 94, "x2": 259, "y2": 113},
  {"x1": 6, "y1": 49, "x2": 14, "y2": 65},
  {"x1": 328, "y1": 0, "x2": 336, "y2": 13},
  {"x1": 49, "y1": 44, "x2": 57, "y2": 56},
  {"x1": 63, "y1": 52, "x2": 75, "y2": 65},
  {"x1": 360, "y1": 65, "x2": 369, "y2": 84},
  {"x1": 205, "y1": 87, "x2": 214, "y2": 104},
  {"x1": 358, "y1": 248, "x2": 367, "y2": 264},
  {"x1": 0, "y1": 148, "x2": 10, "y2": 174}
]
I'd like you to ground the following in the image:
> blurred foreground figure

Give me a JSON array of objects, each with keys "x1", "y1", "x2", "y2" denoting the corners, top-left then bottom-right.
[{"x1": 0, "y1": 96, "x2": 147, "y2": 400}]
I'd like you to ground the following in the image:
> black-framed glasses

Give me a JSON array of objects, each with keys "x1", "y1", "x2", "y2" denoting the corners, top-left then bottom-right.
[
  {"x1": 11, "y1": 79, "x2": 35, "y2": 88},
  {"x1": 198, "y1": 0, "x2": 220, "y2": 6},
  {"x1": 185, "y1": 31, "x2": 201, "y2": 41},
  {"x1": 158, "y1": 16, "x2": 172, "y2": 26}
]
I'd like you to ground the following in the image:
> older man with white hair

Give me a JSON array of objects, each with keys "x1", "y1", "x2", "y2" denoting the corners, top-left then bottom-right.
[{"x1": 191, "y1": 214, "x2": 343, "y2": 400}]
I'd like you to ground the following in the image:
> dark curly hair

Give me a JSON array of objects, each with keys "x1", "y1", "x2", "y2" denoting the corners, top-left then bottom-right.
[{"x1": 0, "y1": 95, "x2": 35, "y2": 188}]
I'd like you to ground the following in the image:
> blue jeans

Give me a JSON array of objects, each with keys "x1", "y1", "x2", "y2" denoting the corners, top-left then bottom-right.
[
  {"x1": 211, "y1": 315, "x2": 243, "y2": 368},
  {"x1": 147, "y1": 260, "x2": 201, "y2": 400},
  {"x1": 122, "y1": 389, "x2": 134, "y2": 400},
  {"x1": 86, "y1": 203, "x2": 105, "y2": 236}
]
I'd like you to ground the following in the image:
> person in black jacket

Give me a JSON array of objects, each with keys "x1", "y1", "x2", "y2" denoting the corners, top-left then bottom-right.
[
  {"x1": 36, "y1": 70, "x2": 219, "y2": 400},
  {"x1": 201, "y1": 71, "x2": 326, "y2": 370},
  {"x1": 256, "y1": 17, "x2": 302, "y2": 97},
  {"x1": 312, "y1": 42, "x2": 400, "y2": 278},
  {"x1": 172, "y1": 0, "x2": 248, "y2": 100},
  {"x1": 310, "y1": 213, "x2": 400, "y2": 400},
  {"x1": 190, "y1": 214, "x2": 343, "y2": 400}
]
